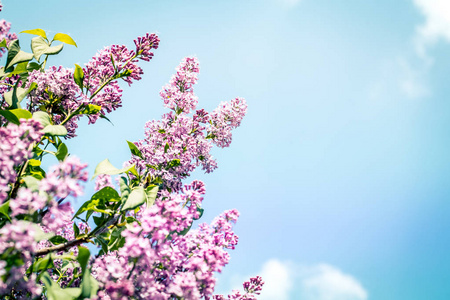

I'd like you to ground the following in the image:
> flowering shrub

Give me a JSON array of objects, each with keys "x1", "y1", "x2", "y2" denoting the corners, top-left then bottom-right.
[{"x1": 0, "y1": 6, "x2": 263, "y2": 300}]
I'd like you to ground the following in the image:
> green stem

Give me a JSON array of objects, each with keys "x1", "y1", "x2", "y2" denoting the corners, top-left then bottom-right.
[{"x1": 42, "y1": 55, "x2": 49, "y2": 70}]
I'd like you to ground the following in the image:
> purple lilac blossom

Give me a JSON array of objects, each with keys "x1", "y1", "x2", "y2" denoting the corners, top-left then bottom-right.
[
  {"x1": 25, "y1": 33, "x2": 159, "y2": 137},
  {"x1": 39, "y1": 156, "x2": 88, "y2": 200},
  {"x1": 92, "y1": 181, "x2": 242, "y2": 299},
  {"x1": 160, "y1": 57, "x2": 199, "y2": 113},
  {"x1": 0, "y1": 119, "x2": 43, "y2": 204},
  {"x1": 129, "y1": 57, "x2": 247, "y2": 192},
  {"x1": 213, "y1": 276, "x2": 265, "y2": 300},
  {"x1": 38, "y1": 156, "x2": 88, "y2": 233},
  {"x1": 0, "y1": 19, "x2": 17, "y2": 58},
  {"x1": 0, "y1": 220, "x2": 42, "y2": 298},
  {"x1": 9, "y1": 188, "x2": 46, "y2": 217},
  {"x1": 27, "y1": 66, "x2": 86, "y2": 138},
  {"x1": 95, "y1": 174, "x2": 114, "y2": 191},
  {"x1": 207, "y1": 97, "x2": 248, "y2": 148},
  {"x1": 83, "y1": 33, "x2": 159, "y2": 124}
]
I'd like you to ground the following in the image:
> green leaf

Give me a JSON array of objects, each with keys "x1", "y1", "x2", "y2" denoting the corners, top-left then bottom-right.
[
  {"x1": 10, "y1": 61, "x2": 28, "y2": 75},
  {"x1": 20, "y1": 28, "x2": 47, "y2": 39},
  {"x1": 73, "y1": 64, "x2": 84, "y2": 90},
  {"x1": 52, "y1": 33, "x2": 77, "y2": 47},
  {"x1": 99, "y1": 114, "x2": 114, "y2": 125},
  {"x1": 119, "y1": 176, "x2": 130, "y2": 202},
  {"x1": 73, "y1": 223, "x2": 80, "y2": 237},
  {"x1": 5, "y1": 39, "x2": 20, "y2": 71},
  {"x1": 32, "y1": 111, "x2": 51, "y2": 127},
  {"x1": 41, "y1": 272, "x2": 81, "y2": 300},
  {"x1": 4, "y1": 82, "x2": 38, "y2": 109},
  {"x1": 28, "y1": 165, "x2": 46, "y2": 180},
  {"x1": 77, "y1": 247, "x2": 99, "y2": 298},
  {"x1": 93, "y1": 215, "x2": 105, "y2": 226},
  {"x1": 23, "y1": 175, "x2": 40, "y2": 192},
  {"x1": 145, "y1": 185, "x2": 159, "y2": 208},
  {"x1": 0, "y1": 38, "x2": 7, "y2": 48},
  {"x1": 128, "y1": 164, "x2": 139, "y2": 178},
  {"x1": 92, "y1": 186, "x2": 120, "y2": 202},
  {"x1": 167, "y1": 159, "x2": 181, "y2": 169},
  {"x1": 27, "y1": 61, "x2": 41, "y2": 72},
  {"x1": 79, "y1": 104, "x2": 101, "y2": 115},
  {"x1": 31, "y1": 36, "x2": 64, "y2": 61},
  {"x1": 121, "y1": 186, "x2": 146, "y2": 211},
  {"x1": 91, "y1": 159, "x2": 136, "y2": 179},
  {"x1": 127, "y1": 140, "x2": 143, "y2": 159},
  {"x1": 73, "y1": 199, "x2": 111, "y2": 220},
  {"x1": 73, "y1": 187, "x2": 119, "y2": 219},
  {"x1": 0, "y1": 201, "x2": 10, "y2": 221},
  {"x1": 42, "y1": 125, "x2": 68, "y2": 136},
  {"x1": 28, "y1": 159, "x2": 41, "y2": 167},
  {"x1": 45, "y1": 43, "x2": 64, "y2": 56},
  {"x1": 164, "y1": 142, "x2": 169, "y2": 153},
  {"x1": 56, "y1": 143, "x2": 68, "y2": 161},
  {"x1": 76, "y1": 247, "x2": 90, "y2": 273},
  {"x1": 33, "y1": 254, "x2": 54, "y2": 272},
  {"x1": 194, "y1": 206, "x2": 204, "y2": 220},
  {"x1": 31, "y1": 36, "x2": 49, "y2": 61},
  {"x1": 6, "y1": 50, "x2": 34, "y2": 69},
  {"x1": 49, "y1": 235, "x2": 68, "y2": 245},
  {"x1": 0, "y1": 108, "x2": 32, "y2": 124}
]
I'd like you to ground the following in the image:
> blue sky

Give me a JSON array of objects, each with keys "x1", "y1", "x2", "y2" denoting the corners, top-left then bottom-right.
[{"x1": 5, "y1": 0, "x2": 450, "y2": 299}]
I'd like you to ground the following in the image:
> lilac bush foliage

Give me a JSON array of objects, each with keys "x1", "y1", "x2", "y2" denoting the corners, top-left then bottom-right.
[{"x1": 0, "y1": 7, "x2": 263, "y2": 299}]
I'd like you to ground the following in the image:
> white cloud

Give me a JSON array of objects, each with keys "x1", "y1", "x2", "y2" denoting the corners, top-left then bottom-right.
[
  {"x1": 368, "y1": 0, "x2": 450, "y2": 100},
  {"x1": 414, "y1": 0, "x2": 450, "y2": 59},
  {"x1": 301, "y1": 264, "x2": 368, "y2": 300},
  {"x1": 258, "y1": 260, "x2": 293, "y2": 300},
  {"x1": 224, "y1": 259, "x2": 368, "y2": 300}
]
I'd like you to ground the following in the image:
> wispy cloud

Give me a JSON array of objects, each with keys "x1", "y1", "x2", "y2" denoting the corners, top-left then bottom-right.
[
  {"x1": 397, "y1": 57, "x2": 429, "y2": 99},
  {"x1": 301, "y1": 264, "x2": 368, "y2": 300},
  {"x1": 413, "y1": 0, "x2": 450, "y2": 59},
  {"x1": 369, "y1": 0, "x2": 450, "y2": 100},
  {"x1": 224, "y1": 259, "x2": 368, "y2": 300}
]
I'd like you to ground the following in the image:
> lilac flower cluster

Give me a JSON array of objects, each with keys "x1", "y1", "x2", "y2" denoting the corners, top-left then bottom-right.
[
  {"x1": 207, "y1": 97, "x2": 248, "y2": 148},
  {"x1": 134, "y1": 33, "x2": 160, "y2": 61},
  {"x1": 83, "y1": 33, "x2": 159, "y2": 123},
  {"x1": 25, "y1": 34, "x2": 159, "y2": 137},
  {"x1": 0, "y1": 119, "x2": 43, "y2": 203},
  {"x1": 0, "y1": 19, "x2": 17, "y2": 58},
  {"x1": 27, "y1": 66, "x2": 85, "y2": 137},
  {"x1": 130, "y1": 57, "x2": 247, "y2": 192},
  {"x1": 40, "y1": 156, "x2": 88, "y2": 199},
  {"x1": 9, "y1": 187, "x2": 46, "y2": 217},
  {"x1": 213, "y1": 276, "x2": 265, "y2": 300},
  {"x1": 91, "y1": 181, "x2": 242, "y2": 299},
  {"x1": 133, "y1": 110, "x2": 217, "y2": 191},
  {"x1": 0, "y1": 220, "x2": 42, "y2": 298},
  {"x1": 160, "y1": 57, "x2": 199, "y2": 113},
  {"x1": 95, "y1": 174, "x2": 114, "y2": 191},
  {"x1": 39, "y1": 156, "x2": 88, "y2": 232}
]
